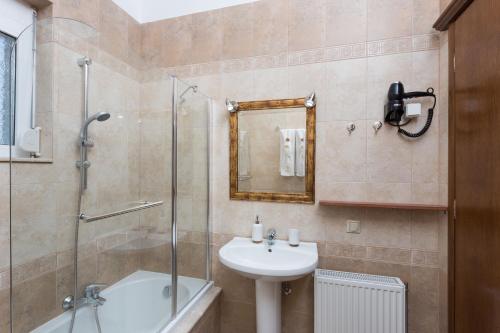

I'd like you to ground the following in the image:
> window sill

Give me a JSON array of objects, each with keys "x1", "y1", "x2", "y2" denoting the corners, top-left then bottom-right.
[{"x1": 0, "y1": 157, "x2": 53, "y2": 163}]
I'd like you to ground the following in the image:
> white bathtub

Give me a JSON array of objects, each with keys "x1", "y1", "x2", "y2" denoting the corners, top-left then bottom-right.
[{"x1": 32, "y1": 271, "x2": 210, "y2": 333}]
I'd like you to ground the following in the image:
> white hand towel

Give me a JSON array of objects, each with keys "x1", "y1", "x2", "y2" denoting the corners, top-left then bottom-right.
[
  {"x1": 238, "y1": 130, "x2": 250, "y2": 177},
  {"x1": 280, "y1": 129, "x2": 296, "y2": 177},
  {"x1": 295, "y1": 129, "x2": 306, "y2": 177}
]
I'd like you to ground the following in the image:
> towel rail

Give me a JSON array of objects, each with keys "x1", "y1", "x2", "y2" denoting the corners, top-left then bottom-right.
[{"x1": 80, "y1": 201, "x2": 164, "y2": 223}]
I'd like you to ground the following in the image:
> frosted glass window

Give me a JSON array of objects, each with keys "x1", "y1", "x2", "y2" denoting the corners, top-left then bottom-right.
[{"x1": 0, "y1": 31, "x2": 15, "y2": 146}]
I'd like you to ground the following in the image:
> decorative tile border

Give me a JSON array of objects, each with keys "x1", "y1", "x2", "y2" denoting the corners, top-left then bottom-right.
[
  {"x1": 143, "y1": 34, "x2": 440, "y2": 82},
  {"x1": 210, "y1": 232, "x2": 441, "y2": 269}
]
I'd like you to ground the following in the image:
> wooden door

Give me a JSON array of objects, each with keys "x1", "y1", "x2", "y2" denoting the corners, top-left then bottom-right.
[{"x1": 452, "y1": 0, "x2": 500, "y2": 331}]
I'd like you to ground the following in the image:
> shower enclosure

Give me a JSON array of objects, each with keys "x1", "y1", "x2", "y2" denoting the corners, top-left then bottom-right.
[{"x1": 4, "y1": 16, "x2": 212, "y2": 333}]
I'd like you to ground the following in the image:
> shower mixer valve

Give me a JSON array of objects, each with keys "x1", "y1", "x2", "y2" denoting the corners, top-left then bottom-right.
[
  {"x1": 82, "y1": 138, "x2": 94, "y2": 147},
  {"x1": 75, "y1": 160, "x2": 91, "y2": 169}
]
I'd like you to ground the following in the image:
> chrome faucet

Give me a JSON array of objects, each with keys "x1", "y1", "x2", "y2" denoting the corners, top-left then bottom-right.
[
  {"x1": 82, "y1": 284, "x2": 107, "y2": 306},
  {"x1": 62, "y1": 283, "x2": 107, "y2": 311},
  {"x1": 266, "y1": 228, "x2": 277, "y2": 246}
]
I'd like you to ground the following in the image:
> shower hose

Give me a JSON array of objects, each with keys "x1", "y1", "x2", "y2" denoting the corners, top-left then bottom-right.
[{"x1": 93, "y1": 304, "x2": 102, "y2": 333}]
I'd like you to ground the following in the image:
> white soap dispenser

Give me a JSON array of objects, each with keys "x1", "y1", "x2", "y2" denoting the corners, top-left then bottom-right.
[{"x1": 252, "y1": 215, "x2": 264, "y2": 243}]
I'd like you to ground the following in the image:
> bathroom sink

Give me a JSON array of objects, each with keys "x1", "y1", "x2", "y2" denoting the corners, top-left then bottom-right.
[
  {"x1": 218, "y1": 237, "x2": 318, "y2": 281},
  {"x1": 219, "y1": 237, "x2": 318, "y2": 333}
]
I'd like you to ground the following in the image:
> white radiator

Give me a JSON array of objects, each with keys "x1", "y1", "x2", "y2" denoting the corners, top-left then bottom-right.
[{"x1": 314, "y1": 269, "x2": 406, "y2": 333}]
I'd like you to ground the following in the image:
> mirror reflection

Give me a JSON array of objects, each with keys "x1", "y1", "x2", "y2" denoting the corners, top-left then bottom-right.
[{"x1": 237, "y1": 107, "x2": 307, "y2": 193}]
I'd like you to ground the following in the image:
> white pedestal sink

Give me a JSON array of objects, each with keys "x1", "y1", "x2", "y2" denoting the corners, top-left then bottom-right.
[{"x1": 219, "y1": 237, "x2": 318, "y2": 333}]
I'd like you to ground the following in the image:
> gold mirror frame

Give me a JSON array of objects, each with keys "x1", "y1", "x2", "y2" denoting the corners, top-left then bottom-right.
[{"x1": 229, "y1": 97, "x2": 316, "y2": 204}]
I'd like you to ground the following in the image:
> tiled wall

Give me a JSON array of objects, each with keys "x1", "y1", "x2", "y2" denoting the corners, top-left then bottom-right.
[
  {"x1": 0, "y1": 0, "x2": 449, "y2": 332},
  {"x1": 139, "y1": 0, "x2": 448, "y2": 332}
]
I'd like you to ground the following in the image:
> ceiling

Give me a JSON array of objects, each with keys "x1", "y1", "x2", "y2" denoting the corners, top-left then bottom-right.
[{"x1": 112, "y1": 0, "x2": 258, "y2": 23}]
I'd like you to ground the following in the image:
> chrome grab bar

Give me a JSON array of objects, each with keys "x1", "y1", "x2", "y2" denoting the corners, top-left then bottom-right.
[{"x1": 80, "y1": 201, "x2": 164, "y2": 223}]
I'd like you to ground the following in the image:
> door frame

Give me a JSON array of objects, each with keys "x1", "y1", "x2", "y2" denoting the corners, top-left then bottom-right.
[{"x1": 433, "y1": 1, "x2": 475, "y2": 332}]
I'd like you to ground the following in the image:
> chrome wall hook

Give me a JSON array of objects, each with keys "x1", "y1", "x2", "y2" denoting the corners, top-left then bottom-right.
[
  {"x1": 372, "y1": 121, "x2": 383, "y2": 133},
  {"x1": 346, "y1": 122, "x2": 356, "y2": 134}
]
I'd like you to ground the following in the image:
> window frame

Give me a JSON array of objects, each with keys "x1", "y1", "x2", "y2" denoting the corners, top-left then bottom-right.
[
  {"x1": 0, "y1": 30, "x2": 16, "y2": 156},
  {"x1": 0, "y1": 0, "x2": 36, "y2": 158}
]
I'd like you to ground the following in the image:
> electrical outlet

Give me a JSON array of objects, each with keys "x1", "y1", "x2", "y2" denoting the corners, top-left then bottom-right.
[{"x1": 346, "y1": 220, "x2": 361, "y2": 234}]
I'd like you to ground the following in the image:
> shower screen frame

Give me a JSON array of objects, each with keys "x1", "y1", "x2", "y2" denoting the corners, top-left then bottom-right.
[{"x1": 170, "y1": 75, "x2": 212, "y2": 319}]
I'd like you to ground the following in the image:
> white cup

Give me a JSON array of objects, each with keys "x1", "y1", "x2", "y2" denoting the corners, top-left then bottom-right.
[{"x1": 288, "y1": 228, "x2": 300, "y2": 246}]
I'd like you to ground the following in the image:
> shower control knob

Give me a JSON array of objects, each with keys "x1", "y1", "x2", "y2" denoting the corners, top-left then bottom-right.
[{"x1": 62, "y1": 295, "x2": 74, "y2": 311}]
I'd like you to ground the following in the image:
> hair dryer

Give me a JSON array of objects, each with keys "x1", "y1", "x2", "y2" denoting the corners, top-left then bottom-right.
[{"x1": 384, "y1": 82, "x2": 436, "y2": 138}]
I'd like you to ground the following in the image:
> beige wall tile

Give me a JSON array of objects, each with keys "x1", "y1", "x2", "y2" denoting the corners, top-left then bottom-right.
[
  {"x1": 98, "y1": 0, "x2": 129, "y2": 61},
  {"x1": 282, "y1": 311, "x2": 314, "y2": 333},
  {"x1": 287, "y1": 63, "x2": 327, "y2": 121},
  {"x1": 252, "y1": 0, "x2": 289, "y2": 56},
  {"x1": 191, "y1": 10, "x2": 224, "y2": 64},
  {"x1": 0, "y1": 219, "x2": 9, "y2": 270},
  {"x1": 367, "y1": 124, "x2": 412, "y2": 184},
  {"x1": 326, "y1": 58, "x2": 367, "y2": 121},
  {"x1": 220, "y1": 300, "x2": 256, "y2": 333},
  {"x1": 413, "y1": 0, "x2": 440, "y2": 35},
  {"x1": 317, "y1": 181, "x2": 368, "y2": 201},
  {"x1": 409, "y1": 266, "x2": 440, "y2": 333},
  {"x1": 222, "y1": 3, "x2": 254, "y2": 60},
  {"x1": 366, "y1": 246, "x2": 411, "y2": 264},
  {"x1": 411, "y1": 211, "x2": 439, "y2": 250},
  {"x1": 325, "y1": 0, "x2": 367, "y2": 46},
  {"x1": 254, "y1": 67, "x2": 289, "y2": 100},
  {"x1": 52, "y1": 0, "x2": 100, "y2": 30},
  {"x1": 162, "y1": 16, "x2": 193, "y2": 67},
  {"x1": 362, "y1": 209, "x2": 412, "y2": 248},
  {"x1": 317, "y1": 121, "x2": 367, "y2": 183},
  {"x1": 0, "y1": 288, "x2": 9, "y2": 332},
  {"x1": 367, "y1": 0, "x2": 412, "y2": 41},
  {"x1": 288, "y1": 0, "x2": 326, "y2": 51},
  {"x1": 11, "y1": 272, "x2": 57, "y2": 333},
  {"x1": 283, "y1": 274, "x2": 314, "y2": 315},
  {"x1": 141, "y1": 21, "x2": 164, "y2": 68},
  {"x1": 56, "y1": 256, "x2": 97, "y2": 307}
]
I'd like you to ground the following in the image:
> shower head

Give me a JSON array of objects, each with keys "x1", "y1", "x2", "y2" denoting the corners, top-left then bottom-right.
[
  {"x1": 179, "y1": 85, "x2": 199, "y2": 104},
  {"x1": 80, "y1": 111, "x2": 110, "y2": 140}
]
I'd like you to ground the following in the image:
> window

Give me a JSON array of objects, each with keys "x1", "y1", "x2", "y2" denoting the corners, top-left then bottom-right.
[
  {"x1": 0, "y1": 31, "x2": 14, "y2": 148},
  {"x1": 0, "y1": 0, "x2": 38, "y2": 158}
]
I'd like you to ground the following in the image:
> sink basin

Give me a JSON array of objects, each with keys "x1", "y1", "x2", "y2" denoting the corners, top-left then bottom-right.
[
  {"x1": 219, "y1": 237, "x2": 318, "y2": 281},
  {"x1": 219, "y1": 237, "x2": 318, "y2": 333}
]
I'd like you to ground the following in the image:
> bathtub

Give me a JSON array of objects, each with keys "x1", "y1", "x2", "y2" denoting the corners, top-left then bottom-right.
[{"x1": 32, "y1": 270, "x2": 211, "y2": 333}]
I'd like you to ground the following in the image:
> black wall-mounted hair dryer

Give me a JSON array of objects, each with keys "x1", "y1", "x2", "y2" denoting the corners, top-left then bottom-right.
[{"x1": 384, "y1": 81, "x2": 436, "y2": 138}]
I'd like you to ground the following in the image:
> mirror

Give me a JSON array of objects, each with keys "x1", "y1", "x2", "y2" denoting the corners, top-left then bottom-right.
[{"x1": 229, "y1": 97, "x2": 316, "y2": 203}]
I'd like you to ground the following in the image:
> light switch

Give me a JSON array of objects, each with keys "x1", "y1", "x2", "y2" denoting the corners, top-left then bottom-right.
[{"x1": 346, "y1": 220, "x2": 361, "y2": 234}]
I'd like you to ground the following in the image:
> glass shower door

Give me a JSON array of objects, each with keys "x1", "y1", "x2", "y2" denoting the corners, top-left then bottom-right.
[{"x1": 172, "y1": 77, "x2": 211, "y2": 315}]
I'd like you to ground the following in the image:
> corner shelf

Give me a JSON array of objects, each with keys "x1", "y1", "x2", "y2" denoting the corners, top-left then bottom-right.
[{"x1": 318, "y1": 200, "x2": 448, "y2": 212}]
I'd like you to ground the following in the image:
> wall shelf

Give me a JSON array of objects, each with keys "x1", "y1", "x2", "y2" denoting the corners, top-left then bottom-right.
[{"x1": 318, "y1": 200, "x2": 448, "y2": 211}]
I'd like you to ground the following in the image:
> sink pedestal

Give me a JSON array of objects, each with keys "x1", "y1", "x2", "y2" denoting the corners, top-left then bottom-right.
[
  {"x1": 219, "y1": 238, "x2": 318, "y2": 333},
  {"x1": 256, "y1": 280, "x2": 281, "y2": 333}
]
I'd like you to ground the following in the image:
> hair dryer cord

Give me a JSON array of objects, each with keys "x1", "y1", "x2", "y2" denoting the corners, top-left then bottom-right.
[{"x1": 397, "y1": 93, "x2": 436, "y2": 138}]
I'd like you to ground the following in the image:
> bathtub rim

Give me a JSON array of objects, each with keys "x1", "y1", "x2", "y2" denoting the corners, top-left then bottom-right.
[{"x1": 159, "y1": 280, "x2": 214, "y2": 333}]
